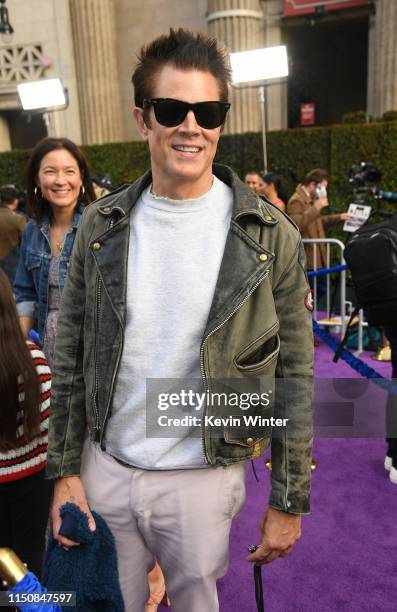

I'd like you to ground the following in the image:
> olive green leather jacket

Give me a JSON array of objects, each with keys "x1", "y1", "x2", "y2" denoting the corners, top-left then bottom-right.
[{"x1": 47, "y1": 165, "x2": 313, "y2": 514}]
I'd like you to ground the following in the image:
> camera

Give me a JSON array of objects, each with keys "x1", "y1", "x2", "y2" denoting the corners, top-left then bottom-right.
[
  {"x1": 348, "y1": 162, "x2": 381, "y2": 188},
  {"x1": 348, "y1": 162, "x2": 381, "y2": 205}
]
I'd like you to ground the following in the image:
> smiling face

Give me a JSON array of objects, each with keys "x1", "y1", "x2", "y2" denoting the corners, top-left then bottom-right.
[
  {"x1": 37, "y1": 148, "x2": 83, "y2": 214},
  {"x1": 133, "y1": 65, "x2": 224, "y2": 199},
  {"x1": 244, "y1": 173, "x2": 261, "y2": 194}
]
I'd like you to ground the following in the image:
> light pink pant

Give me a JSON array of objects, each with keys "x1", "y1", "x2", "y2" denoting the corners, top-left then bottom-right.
[{"x1": 80, "y1": 441, "x2": 246, "y2": 612}]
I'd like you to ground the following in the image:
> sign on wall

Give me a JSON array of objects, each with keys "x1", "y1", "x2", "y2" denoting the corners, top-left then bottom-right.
[
  {"x1": 300, "y1": 103, "x2": 315, "y2": 126},
  {"x1": 284, "y1": 0, "x2": 368, "y2": 17}
]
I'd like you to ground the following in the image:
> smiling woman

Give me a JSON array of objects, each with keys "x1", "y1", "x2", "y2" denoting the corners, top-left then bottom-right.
[{"x1": 13, "y1": 137, "x2": 96, "y2": 367}]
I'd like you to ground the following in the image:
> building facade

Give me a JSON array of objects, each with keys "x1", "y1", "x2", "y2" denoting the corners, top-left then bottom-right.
[{"x1": 0, "y1": 0, "x2": 395, "y2": 150}]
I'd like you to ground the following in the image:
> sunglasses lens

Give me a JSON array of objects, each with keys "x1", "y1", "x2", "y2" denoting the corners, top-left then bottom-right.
[
  {"x1": 195, "y1": 102, "x2": 228, "y2": 129},
  {"x1": 153, "y1": 100, "x2": 187, "y2": 127},
  {"x1": 150, "y1": 99, "x2": 229, "y2": 129}
]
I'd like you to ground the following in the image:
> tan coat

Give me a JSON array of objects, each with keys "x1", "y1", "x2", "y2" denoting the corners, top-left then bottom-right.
[
  {"x1": 287, "y1": 185, "x2": 340, "y2": 269},
  {"x1": 0, "y1": 207, "x2": 26, "y2": 259}
]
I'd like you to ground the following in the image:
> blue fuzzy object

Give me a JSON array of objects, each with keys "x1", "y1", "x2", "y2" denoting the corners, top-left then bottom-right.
[
  {"x1": 42, "y1": 503, "x2": 124, "y2": 612},
  {"x1": 7, "y1": 571, "x2": 61, "y2": 611}
]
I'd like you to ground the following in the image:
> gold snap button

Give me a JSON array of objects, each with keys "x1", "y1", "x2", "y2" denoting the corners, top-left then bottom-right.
[
  {"x1": 259, "y1": 254, "x2": 268, "y2": 262},
  {"x1": 103, "y1": 207, "x2": 111, "y2": 213},
  {"x1": 93, "y1": 242, "x2": 101, "y2": 251},
  {"x1": 246, "y1": 437, "x2": 254, "y2": 446},
  {"x1": 265, "y1": 215, "x2": 273, "y2": 222}
]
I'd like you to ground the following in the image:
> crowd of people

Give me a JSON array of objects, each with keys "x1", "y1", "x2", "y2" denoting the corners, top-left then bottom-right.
[
  {"x1": 244, "y1": 170, "x2": 286, "y2": 211},
  {"x1": 0, "y1": 26, "x2": 395, "y2": 612}
]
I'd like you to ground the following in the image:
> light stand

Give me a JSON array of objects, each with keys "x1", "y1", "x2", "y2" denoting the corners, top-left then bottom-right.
[
  {"x1": 17, "y1": 79, "x2": 69, "y2": 136},
  {"x1": 259, "y1": 86, "x2": 267, "y2": 173},
  {"x1": 230, "y1": 46, "x2": 289, "y2": 173}
]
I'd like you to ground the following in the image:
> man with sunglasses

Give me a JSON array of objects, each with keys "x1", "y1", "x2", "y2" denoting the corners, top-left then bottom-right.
[{"x1": 48, "y1": 28, "x2": 313, "y2": 612}]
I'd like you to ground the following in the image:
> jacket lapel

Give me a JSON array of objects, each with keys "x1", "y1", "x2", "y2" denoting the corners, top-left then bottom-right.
[
  {"x1": 203, "y1": 222, "x2": 274, "y2": 338},
  {"x1": 203, "y1": 165, "x2": 276, "y2": 337},
  {"x1": 90, "y1": 174, "x2": 152, "y2": 327},
  {"x1": 89, "y1": 165, "x2": 276, "y2": 334}
]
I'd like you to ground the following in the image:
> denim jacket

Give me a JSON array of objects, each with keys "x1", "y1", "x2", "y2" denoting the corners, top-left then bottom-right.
[{"x1": 14, "y1": 204, "x2": 85, "y2": 342}]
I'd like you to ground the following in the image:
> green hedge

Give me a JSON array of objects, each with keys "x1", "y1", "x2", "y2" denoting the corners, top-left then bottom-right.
[
  {"x1": 1, "y1": 122, "x2": 397, "y2": 217},
  {"x1": 328, "y1": 122, "x2": 397, "y2": 209},
  {"x1": 82, "y1": 142, "x2": 150, "y2": 185}
]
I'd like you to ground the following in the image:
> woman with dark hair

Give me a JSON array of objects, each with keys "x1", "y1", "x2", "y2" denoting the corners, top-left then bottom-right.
[
  {"x1": 14, "y1": 137, "x2": 95, "y2": 366},
  {"x1": 259, "y1": 172, "x2": 286, "y2": 211},
  {"x1": 0, "y1": 269, "x2": 52, "y2": 578}
]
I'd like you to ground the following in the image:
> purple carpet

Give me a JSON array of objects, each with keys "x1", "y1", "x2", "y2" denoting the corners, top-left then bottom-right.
[{"x1": 161, "y1": 339, "x2": 397, "y2": 611}]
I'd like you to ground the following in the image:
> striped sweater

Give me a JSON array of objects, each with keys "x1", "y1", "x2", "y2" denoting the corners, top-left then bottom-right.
[{"x1": 0, "y1": 341, "x2": 51, "y2": 483}]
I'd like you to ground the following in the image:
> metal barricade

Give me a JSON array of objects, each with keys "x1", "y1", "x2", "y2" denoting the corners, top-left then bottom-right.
[
  {"x1": 302, "y1": 238, "x2": 367, "y2": 354},
  {"x1": 357, "y1": 307, "x2": 367, "y2": 355},
  {"x1": 302, "y1": 238, "x2": 348, "y2": 339}
]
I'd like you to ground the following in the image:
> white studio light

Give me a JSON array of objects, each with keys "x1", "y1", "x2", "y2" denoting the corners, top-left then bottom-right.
[
  {"x1": 230, "y1": 46, "x2": 288, "y2": 85},
  {"x1": 17, "y1": 78, "x2": 66, "y2": 111}
]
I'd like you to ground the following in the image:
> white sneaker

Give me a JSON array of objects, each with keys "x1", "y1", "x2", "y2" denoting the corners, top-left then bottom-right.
[
  {"x1": 390, "y1": 466, "x2": 397, "y2": 485},
  {"x1": 385, "y1": 456, "x2": 392, "y2": 471}
]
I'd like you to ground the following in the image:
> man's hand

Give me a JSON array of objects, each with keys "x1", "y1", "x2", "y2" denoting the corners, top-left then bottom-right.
[
  {"x1": 339, "y1": 212, "x2": 351, "y2": 221},
  {"x1": 51, "y1": 476, "x2": 96, "y2": 547},
  {"x1": 314, "y1": 196, "x2": 329, "y2": 211},
  {"x1": 246, "y1": 507, "x2": 301, "y2": 565}
]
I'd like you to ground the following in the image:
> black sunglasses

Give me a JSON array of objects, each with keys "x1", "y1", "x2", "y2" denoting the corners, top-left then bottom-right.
[{"x1": 142, "y1": 98, "x2": 231, "y2": 129}]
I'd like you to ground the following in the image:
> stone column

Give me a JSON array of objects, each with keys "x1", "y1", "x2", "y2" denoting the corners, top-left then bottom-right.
[
  {"x1": 207, "y1": 0, "x2": 287, "y2": 135},
  {"x1": 207, "y1": 0, "x2": 264, "y2": 134},
  {"x1": 367, "y1": 0, "x2": 397, "y2": 117},
  {"x1": 69, "y1": 0, "x2": 123, "y2": 144},
  {"x1": 0, "y1": 115, "x2": 11, "y2": 152},
  {"x1": 261, "y1": 0, "x2": 287, "y2": 132}
]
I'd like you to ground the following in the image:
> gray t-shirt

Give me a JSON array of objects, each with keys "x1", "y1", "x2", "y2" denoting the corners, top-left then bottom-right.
[{"x1": 105, "y1": 176, "x2": 233, "y2": 469}]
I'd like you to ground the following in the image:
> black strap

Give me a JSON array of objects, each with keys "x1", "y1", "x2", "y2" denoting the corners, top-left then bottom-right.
[
  {"x1": 254, "y1": 564, "x2": 264, "y2": 611},
  {"x1": 333, "y1": 306, "x2": 360, "y2": 363},
  {"x1": 251, "y1": 460, "x2": 260, "y2": 482}
]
